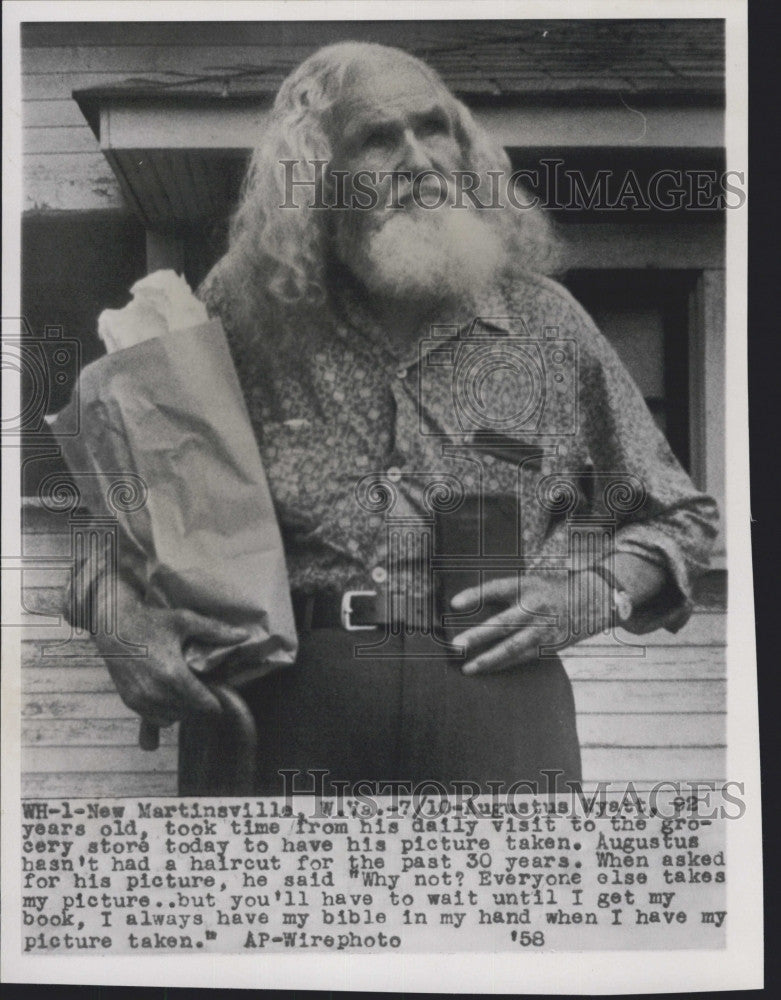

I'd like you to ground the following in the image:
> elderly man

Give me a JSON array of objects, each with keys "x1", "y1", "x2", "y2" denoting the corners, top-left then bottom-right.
[{"x1": 86, "y1": 42, "x2": 718, "y2": 795}]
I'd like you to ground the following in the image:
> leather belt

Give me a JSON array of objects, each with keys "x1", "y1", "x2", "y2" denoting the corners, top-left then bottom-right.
[{"x1": 293, "y1": 589, "x2": 387, "y2": 631}]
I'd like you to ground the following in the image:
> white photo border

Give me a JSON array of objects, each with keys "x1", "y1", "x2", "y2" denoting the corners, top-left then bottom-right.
[{"x1": 1, "y1": 0, "x2": 760, "y2": 992}]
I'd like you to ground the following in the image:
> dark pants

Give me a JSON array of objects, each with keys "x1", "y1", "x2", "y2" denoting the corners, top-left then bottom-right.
[
  {"x1": 180, "y1": 503, "x2": 582, "y2": 795},
  {"x1": 178, "y1": 627, "x2": 581, "y2": 795}
]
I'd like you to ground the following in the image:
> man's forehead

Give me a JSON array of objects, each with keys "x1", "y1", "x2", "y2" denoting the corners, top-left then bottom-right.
[{"x1": 334, "y1": 57, "x2": 445, "y2": 119}]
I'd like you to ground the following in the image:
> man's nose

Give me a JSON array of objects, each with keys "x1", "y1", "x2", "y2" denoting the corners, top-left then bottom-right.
[{"x1": 398, "y1": 128, "x2": 433, "y2": 172}]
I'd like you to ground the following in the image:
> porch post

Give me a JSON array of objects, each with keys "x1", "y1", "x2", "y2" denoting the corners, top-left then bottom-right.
[
  {"x1": 145, "y1": 229, "x2": 184, "y2": 274},
  {"x1": 689, "y1": 268, "x2": 726, "y2": 562}
]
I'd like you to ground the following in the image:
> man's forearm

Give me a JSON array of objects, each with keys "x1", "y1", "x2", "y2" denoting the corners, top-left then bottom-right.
[{"x1": 89, "y1": 570, "x2": 148, "y2": 657}]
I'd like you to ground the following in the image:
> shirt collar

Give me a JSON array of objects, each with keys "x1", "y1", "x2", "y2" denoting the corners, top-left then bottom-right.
[{"x1": 330, "y1": 275, "x2": 517, "y2": 374}]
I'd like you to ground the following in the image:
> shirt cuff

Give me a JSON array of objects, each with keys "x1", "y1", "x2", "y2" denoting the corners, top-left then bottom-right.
[{"x1": 609, "y1": 529, "x2": 696, "y2": 635}]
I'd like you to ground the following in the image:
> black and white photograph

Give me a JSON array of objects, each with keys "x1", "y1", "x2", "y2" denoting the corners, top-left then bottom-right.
[{"x1": 1, "y1": 0, "x2": 761, "y2": 992}]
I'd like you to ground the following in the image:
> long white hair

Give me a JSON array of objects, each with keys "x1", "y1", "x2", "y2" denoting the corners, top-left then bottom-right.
[{"x1": 199, "y1": 42, "x2": 558, "y2": 346}]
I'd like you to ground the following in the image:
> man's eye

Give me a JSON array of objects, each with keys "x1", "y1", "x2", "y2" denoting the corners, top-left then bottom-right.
[
  {"x1": 363, "y1": 127, "x2": 395, "y2": 149},
  {"x1": 418, "y1": 115, "x2": 448, "y2": 138}
]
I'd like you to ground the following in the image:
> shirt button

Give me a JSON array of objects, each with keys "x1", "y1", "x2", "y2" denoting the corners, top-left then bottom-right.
[
  {"x1": 386, "y1": 466, "x2": 402, "y2": 482},
  {"x1": 371, "y1": 566, "x2": 388, "y2": 584}
]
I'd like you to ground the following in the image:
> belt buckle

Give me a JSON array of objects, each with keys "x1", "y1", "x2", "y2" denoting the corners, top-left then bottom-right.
[{"x1": 340, "y1": 589, "x2": 378, "y2": 631}]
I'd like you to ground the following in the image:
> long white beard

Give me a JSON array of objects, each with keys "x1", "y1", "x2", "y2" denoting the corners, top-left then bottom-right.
[{"x1": 335, "y1": 200, "x2": 505, "y2": 308}]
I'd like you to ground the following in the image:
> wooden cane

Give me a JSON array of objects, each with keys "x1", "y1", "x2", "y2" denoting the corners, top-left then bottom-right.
[
  {"x1": 138, "y1": 686, "x2": 257, "y2": 795},
  {"x1": 139, "y1": 719, "x2": 160, "y2": 751}
]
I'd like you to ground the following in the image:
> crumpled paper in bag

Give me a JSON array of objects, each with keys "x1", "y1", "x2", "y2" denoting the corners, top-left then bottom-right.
[
  {"x1": 51, "y1": 273, "x2": 297, "y2": 687},
  {"x1": 97, "y1": 270, "x2": 211, "y2": 349}
]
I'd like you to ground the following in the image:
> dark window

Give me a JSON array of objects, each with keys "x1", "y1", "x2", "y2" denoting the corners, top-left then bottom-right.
[
  {"x1": 20, "y1": 210, "x2": 146, "y2": 496},
  {"x1": 563, "y1": 269, "x2": 694, "y2": 471}
]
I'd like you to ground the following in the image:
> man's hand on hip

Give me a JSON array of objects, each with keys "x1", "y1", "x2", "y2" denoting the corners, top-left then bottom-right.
[{"x1": 450, "y1": 571, "x2": 611, "y2": 675}]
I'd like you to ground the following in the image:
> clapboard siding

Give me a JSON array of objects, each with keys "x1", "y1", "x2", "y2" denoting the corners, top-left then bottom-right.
[
  {"x1": 23, "y1": 717, "x2": 179, "y2": 747},
  {"x1": 580, "y1": 748, "x2": 724, "y2": 782},
  {"x1": 23, "y1": 771, "x2": 178, "y2": 797},
  {"x1": 578, "y1": 713, "x2": 723, "y2": 746},
  {"x1": 23, "y1": 98, "x2": 89, "y2": 128},
  {"x1": 23, "y1": 126, "x2": 103, "y2": 156},
  {"x1": 17, "y1": 518, "x2": 727, "y2": 797},
  {"x1": 24, "y1": 152, "x2": 126, "y2": 211},
  {"x1": 20, "y1": 35, "x2": 129, "y2": 209},
  {"x1": 25, "y1": 745, "x2": 179, "y2": 773}
]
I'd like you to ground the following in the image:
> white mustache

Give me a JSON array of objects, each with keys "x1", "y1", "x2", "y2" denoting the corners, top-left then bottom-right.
[{"x1": 337, "y1": 196, "x2": 505, "y2": 307}]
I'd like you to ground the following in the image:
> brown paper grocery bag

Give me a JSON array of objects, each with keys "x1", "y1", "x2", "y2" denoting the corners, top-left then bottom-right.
[{"x1": 52, "y1": 318, "x2": 297, "y2": 688}]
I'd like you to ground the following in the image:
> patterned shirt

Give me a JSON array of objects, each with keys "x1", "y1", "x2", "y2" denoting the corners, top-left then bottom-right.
[{"x1": 199, "y1": 265, "x2": 719, "y2": 635}]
